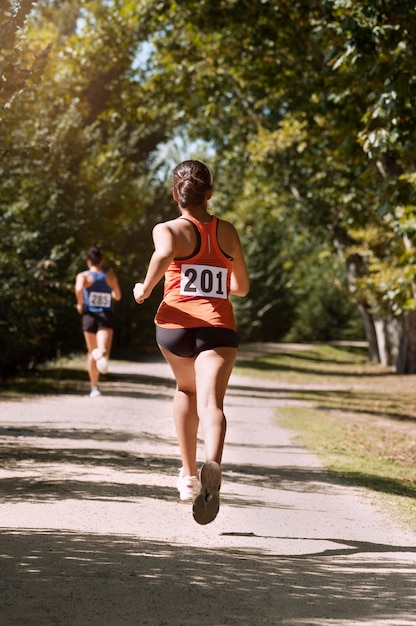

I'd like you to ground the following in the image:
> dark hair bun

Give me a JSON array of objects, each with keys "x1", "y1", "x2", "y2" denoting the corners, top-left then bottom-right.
[{"x1": 172, "y1": 160, "x2": 212, "y2": 208}]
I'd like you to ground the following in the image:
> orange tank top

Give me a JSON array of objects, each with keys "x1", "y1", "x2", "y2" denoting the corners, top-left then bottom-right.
[{"x1": 155, "y1": 215, "x2": 236, "y2": 330}]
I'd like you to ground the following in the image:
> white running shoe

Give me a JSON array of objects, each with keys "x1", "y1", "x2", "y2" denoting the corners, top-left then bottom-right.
[
  {"x1": 89, "y1": 388, "x2": 101, "y2": 398},
  {"x1": 91, "y1": 348, "x2": 108, "y2": 374},
  {"x1": 177, "y1": 468, "x2": 200, "y2": 502}
]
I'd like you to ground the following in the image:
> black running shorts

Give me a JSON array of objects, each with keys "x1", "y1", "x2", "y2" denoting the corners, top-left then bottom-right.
[
  {"x1": 156, "y1": 326, "x2": 239, "y2": 357},
  {"x1": 82, "y1": 310, "x2": 115, "y2": 333}
]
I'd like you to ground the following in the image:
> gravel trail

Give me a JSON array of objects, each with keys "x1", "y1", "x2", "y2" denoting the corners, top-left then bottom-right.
[{"x1": 0, "y1": 351, "x2": 415, "y2": 625}]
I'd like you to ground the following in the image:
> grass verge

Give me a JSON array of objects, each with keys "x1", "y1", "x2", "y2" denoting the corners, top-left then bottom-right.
[
  {"x1": 234, "y1": 343, "x2": 416, "y2": 533},
  {"x1": 0, "y1": 356, "x2": 89, "y2": 398}
]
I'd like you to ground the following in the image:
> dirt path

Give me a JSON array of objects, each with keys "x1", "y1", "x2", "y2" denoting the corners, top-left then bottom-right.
[{"x1": 1, "y1": 352, "x2": 415, "y2": 625}]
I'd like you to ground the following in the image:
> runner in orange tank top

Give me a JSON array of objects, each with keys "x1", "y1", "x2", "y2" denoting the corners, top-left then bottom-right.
[
  {"x1": 133, "y1": 160, "x2": 249, "y2": 525},
  {"x1": 155, "y1": 214, "x2": 236, "y2": 330}
]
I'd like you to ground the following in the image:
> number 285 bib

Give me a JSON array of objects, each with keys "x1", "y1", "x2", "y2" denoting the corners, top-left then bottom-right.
[
  {"x1": 88, "y1": 291, "x2": 112, "y2": 308},
  {"x1": 180, "y1": 264, "x2": 228, "y2": 299}
]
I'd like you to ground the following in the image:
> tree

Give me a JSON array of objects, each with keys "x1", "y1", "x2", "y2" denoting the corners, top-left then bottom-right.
[
  {"x1": 2, "y1": 0, "x2": 415, "y2": 376},
  {"x1": 0, "y1": 0, "x2": 172, "y2": 375},
  {"x1": 0, "y1": 0, "x2": 52, "y2": 108},
  {"x1": 137, "y1": 0, "x2": 416, "y2": 371},
  {"x1": 315, "y1": 1, "x2": 416, "y2": 370}
]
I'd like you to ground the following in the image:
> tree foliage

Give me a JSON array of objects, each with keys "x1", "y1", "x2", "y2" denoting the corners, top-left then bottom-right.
[
  {"x1": 139, "y1": 0, "x2": 416, "y2": 370},
  {"x1": 1, "y1": 0, "x2": 415, "y2": 376},
  {"x1": 0, "y1": 0, "x2": 171, "y2": 375}
]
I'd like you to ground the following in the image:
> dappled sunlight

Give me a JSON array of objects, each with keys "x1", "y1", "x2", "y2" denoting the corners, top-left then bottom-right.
[
  {"x1": 1, "y1": 350, "x2": 416, "y2": 624},
  {"x1": 1, "y1": 530, "x2": 416, "y2": 625}
]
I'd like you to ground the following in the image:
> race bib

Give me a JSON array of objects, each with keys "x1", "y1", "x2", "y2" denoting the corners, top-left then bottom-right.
[
  {"x1": 89, "y1": 291, "x2": 112, "y2": 308},
  {"x1": 180, "y1": 264, "x2": 228, "y2": 299}
]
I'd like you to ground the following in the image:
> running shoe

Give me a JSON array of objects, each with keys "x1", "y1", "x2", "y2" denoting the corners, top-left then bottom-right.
[
  {"x1": 89, "y1": 388, "x2": 101, "y2": 398},
  {"x1": 193, "y1": 461, "x2": 221, "y2": 525},
  {"x1": 177, "y1": 468, "x2": 200, "y2": 502},
  {"x1": 91, "y1": 348, "x2": 108, "y2": 374}
]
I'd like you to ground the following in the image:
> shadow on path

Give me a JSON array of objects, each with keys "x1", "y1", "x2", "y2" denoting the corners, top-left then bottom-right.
[
  {"x1": 1, "y1": 530, "x2": 416, "y2": 626},
  {"x1": 1, "y1": 354, "x2": 416, "y2": 625}
]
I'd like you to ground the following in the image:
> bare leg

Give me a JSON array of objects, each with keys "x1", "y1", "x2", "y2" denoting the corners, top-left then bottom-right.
[
  {"x1": 96, "y1": 327, "x2": 114, "y2": 358},
  {"x1": 194, "y1": 347, "x2": 237, "y2": 464},
  {"x1": 83, "y1": 332, "x2": 99, "y2": 388},
  {"x1": 191, "y1": 347, "x2": 236, "y2": 525},
  {"x1": 159, "y1": 346, "x2": 199, "y2": 477},
  {"x1": 83, "y1": 328, "x2": 114, "y2": 388}
]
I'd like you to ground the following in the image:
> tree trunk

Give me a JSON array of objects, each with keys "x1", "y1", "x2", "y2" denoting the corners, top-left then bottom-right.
[
  {"x1": 373, "y1": 315, "x2": 402, "y2": 368},
  {"x1": 343, "y1": 251, "x2": 381, "y2": 363},
  {"x1": 396, "y1": 312, "x2": 416, "y2": 374},
  {"x1": 355, "y1": 309, "x2": 416, "y2": 373},
  {"x1": 356, "y1": 306, "x2": 405, "y2": 370},
  {"x1": 357, "y1": 304, "x2": 380, "y2": 363},
  {"x1": 336, "y1": 234, "x2": 416, "y2": 372}
]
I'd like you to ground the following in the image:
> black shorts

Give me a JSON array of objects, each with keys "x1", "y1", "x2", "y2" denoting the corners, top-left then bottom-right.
[
  {"x1": 156, "y1": 326, "x2": 239, "y2": 358},
  {"x1": 82, "y1": 310, "x2": 115, "y2": 333}
]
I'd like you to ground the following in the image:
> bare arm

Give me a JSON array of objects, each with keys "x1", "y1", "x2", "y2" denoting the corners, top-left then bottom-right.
[
  {"x1": 217, "y1": 219, "x2": 249, "y2": 297},
  {"x1": 74, "y1": 272, "x2": 87, "y2": 314},
  {"x1": 105, "y1": 270, "x2": 122, "y2": 301},
  {"x1": 230, "y1": 236, "x2": 250, "y2": 297},
  {"x1": 133, "y1": 223, "x2": 175, "y2": 304}
]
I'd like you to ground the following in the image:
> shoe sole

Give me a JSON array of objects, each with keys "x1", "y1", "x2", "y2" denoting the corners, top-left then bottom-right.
[
  {"x1": 92, "y1": 350, "x2": 108, "y2": 374},
  {"x1": 96, "y1": 359, "x2": 108, "y2": 374},
  {"x1": 193, "y1": 461, "x2": 221, "y2": 525}
]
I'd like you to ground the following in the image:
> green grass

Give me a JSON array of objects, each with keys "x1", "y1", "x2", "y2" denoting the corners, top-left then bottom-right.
[
  {"x1": 0, "y1": 356, "x2": 89, "y2": 398},
  {"x1": 235, "y1": 343, "x2": 416, "y2": 532},
  {"x1": 236, "y1": 343, "x2": 385, "y2": 382}
]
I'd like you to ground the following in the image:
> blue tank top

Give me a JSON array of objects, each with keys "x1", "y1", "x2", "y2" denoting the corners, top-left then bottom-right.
[{"x1": 84, "y1": 270, "x2": 113, "y2": 313}]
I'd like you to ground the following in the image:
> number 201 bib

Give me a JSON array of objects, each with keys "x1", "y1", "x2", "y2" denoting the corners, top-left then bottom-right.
[{"x1": 180, "y1": 264, "x2": 228, "y2": 299}]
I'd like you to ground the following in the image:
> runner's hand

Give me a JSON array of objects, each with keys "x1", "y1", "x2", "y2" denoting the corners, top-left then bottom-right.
[{"x1": 133, "y1": 282, "x2": 145, "y2": 304}]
